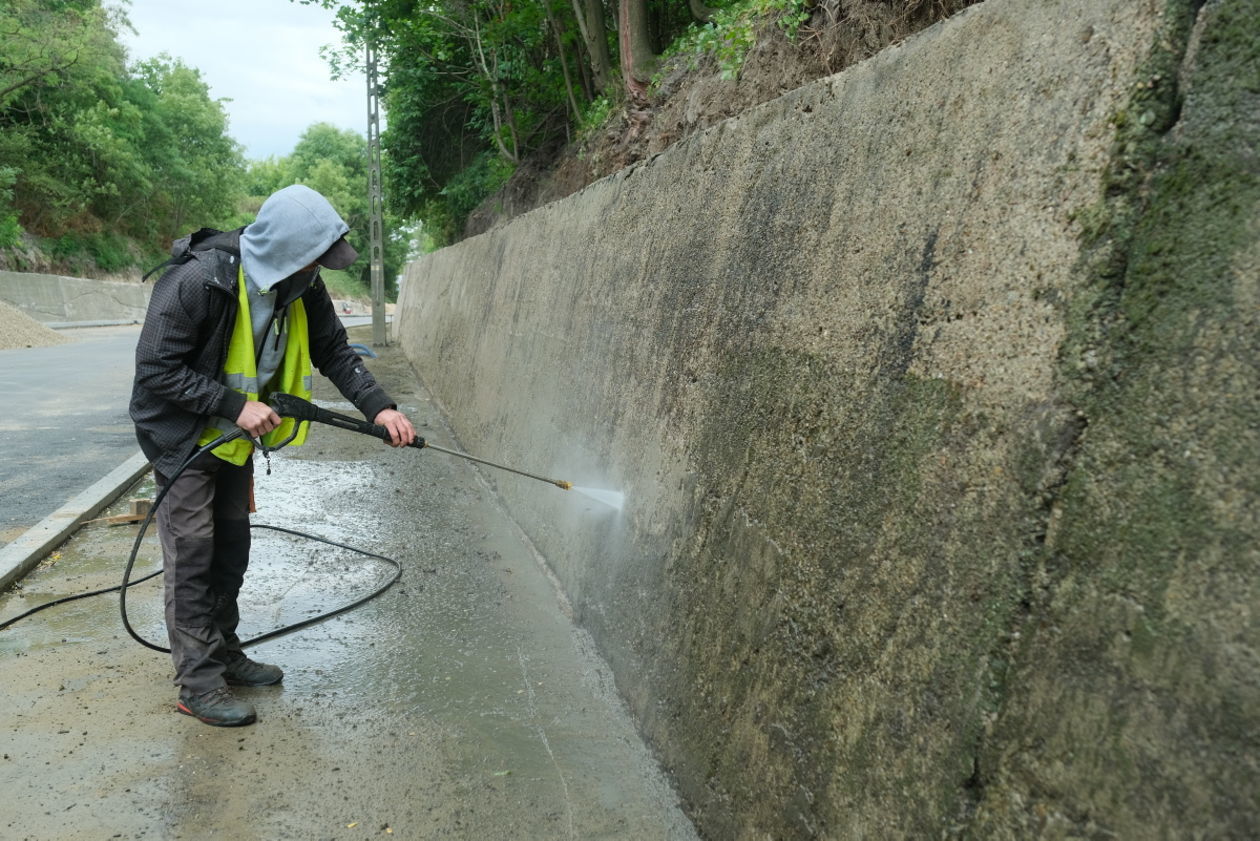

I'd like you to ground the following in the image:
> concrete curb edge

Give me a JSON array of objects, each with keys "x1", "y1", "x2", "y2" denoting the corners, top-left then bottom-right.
[{"x1": 0, "y1": 451, "x2": 152, "y2": 591}]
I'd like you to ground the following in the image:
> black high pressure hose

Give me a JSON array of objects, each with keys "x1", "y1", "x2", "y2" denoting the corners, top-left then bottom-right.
[{"x1": 0, "y1": 425, "x2": 403, "y2": 646}]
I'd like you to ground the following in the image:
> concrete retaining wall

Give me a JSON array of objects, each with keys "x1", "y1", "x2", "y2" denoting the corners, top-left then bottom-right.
[
  {"x1": 0, "y1": 268, "x2": 375, "y2": 325},
  {"x1": 395, "y1": 0, "x2": 1259, "y2": 836},
  {"x1": 0, "y1": 270, "x2": 149, "y2": 324}
]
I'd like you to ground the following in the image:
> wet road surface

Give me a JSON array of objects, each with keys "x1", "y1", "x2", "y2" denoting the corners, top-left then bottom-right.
[
  {"x1": 0, "y1": 325, "x2": 141, "y2": 544},
  {"x1": 0, "y1": 334, "x2": 696, "y2": 840}
]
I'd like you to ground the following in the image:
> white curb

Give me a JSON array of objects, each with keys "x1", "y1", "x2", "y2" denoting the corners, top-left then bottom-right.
[{"x1": 0, "y1": 451, "x2": 151, "y2": 591}]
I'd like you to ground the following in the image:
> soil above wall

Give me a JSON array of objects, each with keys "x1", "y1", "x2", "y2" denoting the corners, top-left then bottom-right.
[{"x1": 464, "y1": 0, "x2": 982, "y2": 238}]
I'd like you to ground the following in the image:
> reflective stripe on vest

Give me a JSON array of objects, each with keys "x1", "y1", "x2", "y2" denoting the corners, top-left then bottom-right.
[{"x1": 197, "y1": 266, "x2": 313, "y2": 465}]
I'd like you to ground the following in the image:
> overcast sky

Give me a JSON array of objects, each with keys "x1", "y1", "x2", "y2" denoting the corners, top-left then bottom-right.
[{"x1": 111, "y1": 0, "x2": 368, "y2": 160}]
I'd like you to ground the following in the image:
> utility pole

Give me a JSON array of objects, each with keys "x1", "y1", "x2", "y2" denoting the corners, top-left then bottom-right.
[{"x1": 366, "y1": 39, "x2": 387, "y2": 346}]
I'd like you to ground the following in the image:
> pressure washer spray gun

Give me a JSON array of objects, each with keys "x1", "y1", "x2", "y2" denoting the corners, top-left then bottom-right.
[{"x1": 268, "y1": 393, "x2": 572, "y2": 491}]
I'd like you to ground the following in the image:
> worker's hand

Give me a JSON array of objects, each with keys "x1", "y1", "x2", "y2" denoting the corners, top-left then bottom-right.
[
  {"x1": 374, "y1": 408, "x2": 416, "y2": 447},
  {"x1": 236, "y1": 400, "x2": 282, "y2": 438}
]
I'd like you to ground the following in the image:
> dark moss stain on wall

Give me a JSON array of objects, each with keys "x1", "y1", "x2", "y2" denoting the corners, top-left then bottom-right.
[
  {"x1": 620, "y1": 2, "x2": 1260, "y2": 837},
  {"x1": 399, "y1": 2, "x2": 1258, "y2": 836},
  {"x1": 641, "y1": 307, "x2": 1070, "y2": 837},
  {"x1": 971, "y1": 1, "x2": 1260, "y2": 836}
]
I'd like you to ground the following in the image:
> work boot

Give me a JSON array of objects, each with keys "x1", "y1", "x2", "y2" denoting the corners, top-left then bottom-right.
[
  {"x1": 223, "y1": 655, "x2": 284, "y2": 687},
  {"x1": 177, "y1": 687, "x2": 257, "y2": 727}
]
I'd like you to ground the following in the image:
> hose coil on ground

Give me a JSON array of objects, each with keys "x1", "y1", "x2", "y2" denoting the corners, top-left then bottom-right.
[{"x1": 0, "y1": 431, "x2": 403, "y2": 646}]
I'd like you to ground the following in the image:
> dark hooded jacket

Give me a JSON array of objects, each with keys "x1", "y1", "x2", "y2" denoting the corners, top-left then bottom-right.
[{"x1": 129, "y1": 228, "x2": 394, "y2": 478}]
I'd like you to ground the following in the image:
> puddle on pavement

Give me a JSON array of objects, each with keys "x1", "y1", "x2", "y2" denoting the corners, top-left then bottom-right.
[
  {"x1": 247, "y1": 456, "x2": 552, "y2": 713},
  {"x1": 243, "y1": 451, "x2": 693, "y2": 835}
]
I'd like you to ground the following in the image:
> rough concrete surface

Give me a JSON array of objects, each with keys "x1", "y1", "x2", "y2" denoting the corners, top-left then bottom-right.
[
  {"x1": 0, "y1": 334, "x2": 697, "y2": 841},
  {"x1": 394, "y1": 0, "x2": 1258, "y2": 837}
]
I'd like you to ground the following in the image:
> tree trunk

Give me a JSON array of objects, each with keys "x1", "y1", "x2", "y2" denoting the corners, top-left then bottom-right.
[
  {"x1": 488, "y1": 97, "x2": 519, "y2": 163},
  {"x1": 618, "y1": 0, "x2": 656, "y2": 105},
  {"x1": 575, "y1": 36, "x2": 594, "y2": 102},
  {"x1": 468, "y1": 12, "x2": 519, "y2": 163},
  {"x1": 571, "y1": 0, "x2": 613, "y2": 94},
  {"x1": 545, "y1": 1, "x2": 583, "y2": 124}
]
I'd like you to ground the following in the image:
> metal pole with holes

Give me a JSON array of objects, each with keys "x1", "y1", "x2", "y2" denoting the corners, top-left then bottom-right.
[{"x1": 366, "y1": 39, "x2": 387, "y2": 347}]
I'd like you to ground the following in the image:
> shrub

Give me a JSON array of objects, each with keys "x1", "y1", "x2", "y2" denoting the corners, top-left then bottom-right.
[
  {"x1": 661, "y1": 0, "x2": 813, "y2": 81},
  {"x1": 0, "y1": 167, "x2": 23, "y2": 249}
]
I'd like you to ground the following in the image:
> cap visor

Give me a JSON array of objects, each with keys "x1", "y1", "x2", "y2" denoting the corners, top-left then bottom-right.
[{"x1": 317, "y1": 237, "x2": 359, "y2": 270}]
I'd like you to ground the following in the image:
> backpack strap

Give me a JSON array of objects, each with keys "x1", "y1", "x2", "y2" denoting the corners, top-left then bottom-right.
[{"x1": 141, "y1": 227, "x2": 237, "y2": 281}]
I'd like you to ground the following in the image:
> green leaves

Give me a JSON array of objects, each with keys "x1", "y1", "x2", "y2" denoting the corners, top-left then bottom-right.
[
  {"x1": 0, "y1": 166, "x2": 21, "y2": 248},
  {"x1": 315, "y1": 0, "x2": 597, "y2": 245},
  {"x1": 0, "y1": 2, "x2": 244, "y2": 256},
  {"x1": 660, "y1": 0, "x2": 811, "y2": 82},
  {"x1": 0, "y1": 0, "x2": 122, "y2": 108}
]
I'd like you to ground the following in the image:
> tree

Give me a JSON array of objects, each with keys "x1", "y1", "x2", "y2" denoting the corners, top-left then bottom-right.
[
  {"x1": 619, "y1": 0, "x2": 656, "y2": 104},
  {"x1": 125, "y1": 56, "x2": 244, "y2": 239},
  {"x1": 0, "y1": 0, "x2": 119, "y2": 107},
  {"x1": 0, "y1": 0, "x2": 130, "y2": 234},
  {"x1": 287, "y1": 123, "x2": 368, "y2": 229},
  {"x1": 570, "y1": 0, "x2": 613, "y2": 94},
  {"x1": 244, "y1": 155, "x2": 295, "y2": 201},
  {"x1": 0, "y1": 2, "x2": 243, "y2": 251},
  {"x1": 304, "y1": 0, "x2": 594, "y2": 242},
  {"x1": 296, "y1": 0, "x2": 722, "y2": 244}
]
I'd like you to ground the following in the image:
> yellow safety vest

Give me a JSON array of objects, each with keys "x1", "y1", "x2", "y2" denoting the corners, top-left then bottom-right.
[{"x1": 198, "y1": 265, "x2": 313, "y2": 465}]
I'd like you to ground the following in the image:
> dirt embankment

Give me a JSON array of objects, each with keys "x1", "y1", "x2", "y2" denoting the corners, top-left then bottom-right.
[
  {"x1": 465, "y1": 0, "x2": 981, "y2": 237},
  {"x1": 0, "y1": 299, "x2": 67, "y2": 350}
]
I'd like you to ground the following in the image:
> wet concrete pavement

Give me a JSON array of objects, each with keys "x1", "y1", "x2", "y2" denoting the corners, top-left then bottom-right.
[
  {"x1": 0, "y1": 325, "x2": 141, "y2": 544},
  {"x1": 0, "y1": 333, "x2": 696, "y2": 840}
]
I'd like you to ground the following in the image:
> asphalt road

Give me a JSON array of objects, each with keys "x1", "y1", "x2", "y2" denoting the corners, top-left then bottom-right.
[{"x1": 0, "y1": 325, "x2": 141, "y2": 545}]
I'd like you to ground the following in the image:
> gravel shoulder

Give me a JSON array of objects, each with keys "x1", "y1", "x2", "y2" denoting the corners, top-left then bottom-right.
[{"x1": 0, "y1": 299, "x2": 68, "y2": 350}]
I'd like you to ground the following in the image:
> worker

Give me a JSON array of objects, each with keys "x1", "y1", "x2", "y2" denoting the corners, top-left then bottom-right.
[{"x1": 130, "y1": 185, "x2": 415, "y2": 727}]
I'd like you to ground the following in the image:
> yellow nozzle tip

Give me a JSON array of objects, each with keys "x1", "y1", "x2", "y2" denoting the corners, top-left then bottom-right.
[{"x1": 557, "y1": 481, "x2": 572, "y2": 490}]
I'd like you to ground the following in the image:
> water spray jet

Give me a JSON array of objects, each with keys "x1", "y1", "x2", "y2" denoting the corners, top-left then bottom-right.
[{"x1": 571, "y1": 487, "x2": 625, "y2": 511}]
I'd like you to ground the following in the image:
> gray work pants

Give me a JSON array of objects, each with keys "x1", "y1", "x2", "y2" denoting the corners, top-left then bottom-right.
[{"x1": 154, "y1": 453, "x2": 252, "y2": 698}]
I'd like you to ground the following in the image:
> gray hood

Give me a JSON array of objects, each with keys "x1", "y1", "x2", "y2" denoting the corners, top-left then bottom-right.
[{"x1": 240, "y1": 185, "x2": 351, "y2": 291}]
